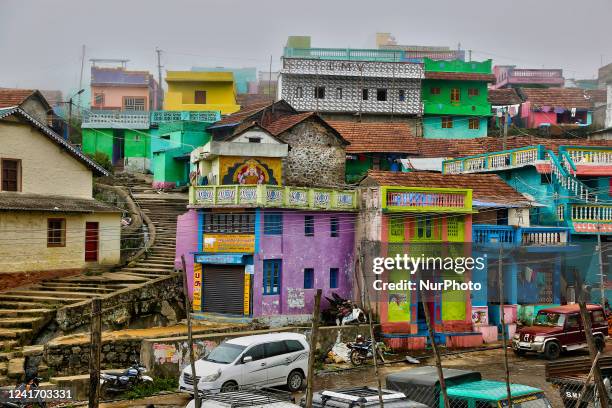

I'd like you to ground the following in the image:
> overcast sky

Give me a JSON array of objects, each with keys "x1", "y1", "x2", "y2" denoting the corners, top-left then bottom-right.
[{"x1": 1, "y1": 0, "x2": 610, "y2": 95}]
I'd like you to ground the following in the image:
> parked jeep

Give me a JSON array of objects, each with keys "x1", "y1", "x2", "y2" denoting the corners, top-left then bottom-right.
[{"x1": 512, "y1": 304, "x2": 609, "y2": 360}]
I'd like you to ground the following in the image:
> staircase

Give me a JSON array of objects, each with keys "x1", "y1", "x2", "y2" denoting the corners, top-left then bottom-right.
[{"x1": 0, "y1": 174, "x2": 188, "y2": 385}]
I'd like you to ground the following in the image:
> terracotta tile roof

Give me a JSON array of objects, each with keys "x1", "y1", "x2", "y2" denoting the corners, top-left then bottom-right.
[
  {"x1": 0, "y1": 192, "x2": 121, "y2": 213},
  {"x1": 236, "y1": 93, "x2": 274, "y2": 107},
  {"x1": 585, "y1": 89, "x2": 607, "y2": 104},
  {"x1": 488, "y1": 89, "x2": 522, "y2": 105},
  {"x1": 425, "y1": 72, "x2": 495, "y2": 82},
  {"x1": 363, "y1": 170, "x2": 531, "y2": 205},
  {"x1": 213, "y1": 103, "x2": 271, "y2": 127},
  {"x1": 0, "y1": 88, "x2": 36, "y2": 108},
  {"x1": 521, "y1": 87, "x2": 593, "y2": 110},
  {"x1": 263, "y1": 112, "x2": 316, "y2": 136},
  {"x1": 327, "y1": 121, "x2": 418, "y2": 153}
]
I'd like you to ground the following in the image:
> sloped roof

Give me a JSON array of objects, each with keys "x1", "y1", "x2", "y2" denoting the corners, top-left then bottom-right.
[
  {"x1": 263, "y1": 112, "x2": 316, "y2": 135},
  {"x1": 0, "y1": 107, "x2": 108, "y2": 176},
  {"x1": 0, "y1": 192, "x2": 120, "y2": 213},
  {"x1": 328, "y1": 121, "x2": 418, "y2": 154},
  {"x1": 424, "y1": 72, "x2": 495, "y2": 82},
  {"x1": 521, "y1": 87, "x2": 593, "y2": 110},
  {"x1": 212, "y1": 103, "x2": 277, "y2": 128},
  {"x1": 586, "y1": 89, "x2": 607, "y2": 104},
  {"x1": 362, "y1": 170, "x2": 531, "y2": 206},
  {"x1": 0, "y1": 88, "x2": 51, "y2": 111},
  {"x1": 488, "y1": 88, "x2": 522, "y2": 105}
]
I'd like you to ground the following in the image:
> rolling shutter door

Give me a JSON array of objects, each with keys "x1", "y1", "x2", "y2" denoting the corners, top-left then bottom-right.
[{"x1": 203, "y1": 265, "x2": 245, "y2": 315}]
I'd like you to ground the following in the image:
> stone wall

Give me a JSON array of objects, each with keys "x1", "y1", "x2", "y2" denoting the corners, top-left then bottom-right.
[
  {"x1": 55, "y1": 274, "x2": 183, "y2": 332},
  {"x1": 277, "y1": 119, "x2": 346, "y2": 188},
  {"x1": 141, "y1": 324, "x2": 377, "y2": 378}
]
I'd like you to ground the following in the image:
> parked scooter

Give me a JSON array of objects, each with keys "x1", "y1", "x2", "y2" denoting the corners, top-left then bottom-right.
[
  {"x1": 99, "y1": 354, "x2": 153, "y2": 398},
  {"x1": 346, "y1": 335, "x2": 385, "y2": 366},
  {"x1": 323, "y1": 293, "x2": 366, "y2": 326}
]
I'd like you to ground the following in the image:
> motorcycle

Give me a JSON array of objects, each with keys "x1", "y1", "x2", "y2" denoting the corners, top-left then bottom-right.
[
  {"x1": 346, "y1": 335, "x2": 385, "y2": 366},
  {"x1": 323, "y1": 293, "x2": 367, "y2": 326},
  {"x1": 99, "y1": 355, "x2": 153, "y2": 398}
]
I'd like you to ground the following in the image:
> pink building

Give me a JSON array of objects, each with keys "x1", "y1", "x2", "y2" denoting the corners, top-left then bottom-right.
[
  {"x1": 493, "y1": 65, "x2": 564, "y2": 89},
  {"x1": 90, "y1": 63, "x2": 161, "y2": 111},
  {"x1": 519, "y1": 88, "x2": 594, "y2": 130}
]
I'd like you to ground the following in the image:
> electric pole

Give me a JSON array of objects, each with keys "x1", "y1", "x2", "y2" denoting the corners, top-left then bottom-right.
[
  {"x1": 156, "y1": 47, "x2": 163, "y2": 110},
  {"x1": 78, "y1": 45, "x2": 86, "y2": 116}
]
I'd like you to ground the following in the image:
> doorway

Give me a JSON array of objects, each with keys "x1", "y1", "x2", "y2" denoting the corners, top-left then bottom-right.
[
  {"x1": 85, "y1": 222, "x2": 99, "y2": 262},
  {"x1": 112, "y1": 129, "x2": 125, "y2": 165}
]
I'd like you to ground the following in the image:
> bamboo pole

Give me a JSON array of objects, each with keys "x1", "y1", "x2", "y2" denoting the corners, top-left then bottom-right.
[
  {"x1": 305, "y1": 289, "x2": 322, "y2": 408},
  {"x1": 498, "y1": 246, "x2": 513, "y2": 407},
  {"x1": 181, "y1": 255, "x2": 201, "y2": 408},
  {"x1": 88, "y1": 298, "x2": 101, "y2": 408}
]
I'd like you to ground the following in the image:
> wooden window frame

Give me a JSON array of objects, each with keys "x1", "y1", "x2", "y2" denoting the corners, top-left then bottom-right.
[
  {"x1": 330, "y1": 216, "x2": 339, "y2": 237},
  {"x1": 468, "y1": 88, "x2": 480, "y2": 97},
  {"x1": 263, "y1": 259, "x2": 281, "y2": 295},
  {"x1": 122, "y1": 96, "x2": 146, "y2": 111},
  {"x1": 93, "y1": 93, "x2": 105, "y2": 106},
  {"x1": 468, "y1": 118, "x2": 480, "y2": 130},
  {"x1": 304, "y1": 215, "x2": 315, "y2": 237},
  {"x1": 194, "y1": 90, "x2": 207, "y2": 104},
  {"x1": 430, "y1": 87, "x2": 441, "y2": 95},
  {"x1": 47, "y1": 218, "x2": 66, "y2": 247},
  {"x1": 450, "y1": 88, "x2": 461, "y2": 104},
  {"x1": 1, "y1": 158, "x2": 22, "y2": 192},
  {"x1": 441, "y1": 116, "x2": 453, "y2": 129}
]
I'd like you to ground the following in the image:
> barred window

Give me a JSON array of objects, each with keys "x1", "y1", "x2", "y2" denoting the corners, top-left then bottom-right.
[
  {"x1": 123, "y1": 97, "x2": 146, "y2": 111},
  {"x1": 204, "y1": 212, "x2": 255, "y2": 233}
]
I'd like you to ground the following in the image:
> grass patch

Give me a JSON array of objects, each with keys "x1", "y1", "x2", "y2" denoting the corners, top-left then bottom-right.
[{"x1": 123, "y1": 377, "x2": 178, "y2": 400}]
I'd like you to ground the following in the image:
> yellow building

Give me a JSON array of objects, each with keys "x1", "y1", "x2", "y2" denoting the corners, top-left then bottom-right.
[
  {"x1": 164, "y1": 71, "x2": 240, "y2": 114},
  {"x1": 0, "y1": 105, "x2": 121, "y2": 281}
]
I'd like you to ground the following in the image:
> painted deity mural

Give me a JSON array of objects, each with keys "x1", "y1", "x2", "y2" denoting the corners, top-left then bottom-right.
[{"x1": 220, "y1": 157, "x2": 281, "y2": 185}]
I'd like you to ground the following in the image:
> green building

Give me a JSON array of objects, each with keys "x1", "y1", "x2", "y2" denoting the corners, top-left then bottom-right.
[
  {"x1": 422, "y1": 58, "x2": 494, "y2": 139},
  {"x1": 152, "y1": 120, "x2": 213, "y2": 189}
]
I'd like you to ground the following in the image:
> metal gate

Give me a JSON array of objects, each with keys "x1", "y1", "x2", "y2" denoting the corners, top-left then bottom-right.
[{"x1": 203, "y1": 265, "x2": 245, "y2": 315}]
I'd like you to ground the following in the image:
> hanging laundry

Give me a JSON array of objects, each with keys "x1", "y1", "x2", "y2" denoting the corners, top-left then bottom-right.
[
  {"x1": 554, "y1": 107, "x2": 565, "y2": 114},
  {"x1": 571, "y1": 107, "x2": 577, "y2": 117}
]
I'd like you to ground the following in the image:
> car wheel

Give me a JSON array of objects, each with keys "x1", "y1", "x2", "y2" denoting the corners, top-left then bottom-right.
[
  {"x1": 287, "y1": 370, "x2": 304, "y2": 392},
  {"x1": 594, "y1": 336, "x2": 605, "y2": 352},
  {"x1": 544, "y1": 341, "x2": 561, "y2": 360},
  {"x1": 220, "y1": 380, "x2": 238, "y2": 393},
  {"x1": 513, "y1": 349, "x2": 526, "y2": 357}
]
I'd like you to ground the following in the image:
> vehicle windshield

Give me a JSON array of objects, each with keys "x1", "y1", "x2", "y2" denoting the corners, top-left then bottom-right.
[
  {"x1": 201, "y1": 343, "x2": 246, "y2": 364},
  {"x1": 533, "y1": 312, "x2": 565, "y2": 327}
]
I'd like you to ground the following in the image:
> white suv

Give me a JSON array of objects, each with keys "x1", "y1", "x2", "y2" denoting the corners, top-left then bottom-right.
[{"x1": 179, "y1": 332, "x2": 309, "y2": 394}]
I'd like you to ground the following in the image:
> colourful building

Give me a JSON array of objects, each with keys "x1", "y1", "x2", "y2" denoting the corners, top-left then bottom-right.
[
  {"x1": 191, "y1": 67, "x2": 257, "y2": 95},
  {"x1": 422, "y1": 58, "x2": 494, "y2": 138},
  {"x1": 518, "y1": 87, "x2": 594, "y2": 131},
  {"x1": 492, "y1": 65, "x2": 564, "y2": 89},
  {"x1": 90, "y1": 64, "x2": 161, "y2": 111},
  {"x1": 175, "y1": 125, "x2": 358, "y2": 323},
  {"x1": 164, "y1": 71, "x2": 240, "y2": 115}
]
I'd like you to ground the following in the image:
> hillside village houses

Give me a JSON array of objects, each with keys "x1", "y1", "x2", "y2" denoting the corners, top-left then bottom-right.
[
  {"x1": 1, "y1": 31, "x2": 611, "y2": 351},
  {"x1": 0, "y1": 90, "x2": 121, "y2": 290}
]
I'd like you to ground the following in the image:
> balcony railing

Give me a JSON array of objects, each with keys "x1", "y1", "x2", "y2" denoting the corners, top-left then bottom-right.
[
  {"x1": 189, "y1": 185, "x2": 357, "y2": 211},
  {"x1": 83, "y1": 110, "x2": 221, "y2": 129},
  {"x1": 81, "y1": 110, "x2": 150, "y2": 129},
  {"x1": 443, "y1": 146, "x2": 543, "y2": 174},
  {"x1": 473, "y1": 225, "x2": 570, "y2": 246},
  {"x1": 423, "y1": 101, "x2": 491, "y2": 117},
  {"x1": 561, "y1": 147, "x2": 612, "y2": 167},
  {"x1": 381, "y1": 186, "x2": 472, "y2": 213},
  {"x1": 569, "y1": 204, "x2": 612, "y2": 234},
  {"x1": 283, "y1": 47, "x2": 406, "y2": 62},
  {"x1": 511, "y1": 69, "x2": 563, "y2": 78}
]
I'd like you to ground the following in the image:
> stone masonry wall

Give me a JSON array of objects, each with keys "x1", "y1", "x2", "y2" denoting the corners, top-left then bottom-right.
[{"x1": 277, "y1": 120, "x2": 346, "y2": 188}]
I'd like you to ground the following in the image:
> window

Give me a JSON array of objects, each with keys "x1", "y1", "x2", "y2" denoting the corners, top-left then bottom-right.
[
  {"x1": 362, "y1": 89, "x2": 369, "y2": 100},
  {"x1": 376, "y1": 89, "x2": 387, "y2": 101},
  {"x1": 123, "y1": 97, "x2": 146, "y2": 111},
  {"x1": 398, "y1": 90, "x2": 406, "y2": 102},
  {"x1": 593, "y1": 310, "x2": 606, "y2": 323},
  {"x1": 450, "y1": 88, "x2": 460, "y2": 104},
  {"x1": 566, "y1": 314, "x2": 580, "y2": 330},
  {"x1": 264, "y1": 341, "x2": 287, "y2": 358},
  {"x1": 264, "y1": 212, "x2": 282, "y2": 235},
  {"x1": 335, "y1": 87, "x2": 343, "y2": 99},
  {"x1": 304, "y1": 268, "x2": 314, "y2": 289},
  {"x1": 284, "y1": 340, "x2": 305, "y2": 352},
  {"x1": 447, "y1": 216, "x2": 460, "y2": 239},
  {"x1": 194, "y1": 90, "x2": 207, "y2": 104},
  {"x1": 247, "y1": 137, "x2": 261, "y2": 143},
  {"x1": 468, "y1": 88, "x2": 479, "y2": 97},
  {"x1": 263, "y1": 259, "x2": 281, "y2": 295},
  {"x1": 468, "y1": 118, "x2": 480, "y2": 130},
  {"x1": 416, "y1": 216, "x2": 433, "y2": 239},
  {"x1": 389, "y1": 217, "x2": 404, "y2": 240},
  {"x1": 94, "y1": 93, "x2": 104, "y2": 106},
  {"x1": 243, "y1": 344, "x2": 265, "y2": 361},
  {"x1": 304, "y1": 215, "x2": 314, "y2": 236},
  {"x1": 314, "y1": 86, "x2": 325, "y2": 99},
  {"x1": 204, "y1": 213, "x2": 255, "y2": 233},
  {"x1": 330, "y1": 268, "x2": 339, "y2": 289},
  {"x1": 430, "y1": 87, "x2": 441, "y2": 95},
  {"x1": 441, "y1": 116, "x2": 453, "y2": 129},
  {"x1": 160, "y1": 135, "x2": 171, "y2": 140},
  {"x1": 295, "y1": 86, "x2": 303, "y2": 98},
  {"x1": 330, "y1": 217, "x2": 339, "y2": 237},
  {"x1": 47, "y1": 218, "x2": 66, "y2": 247},
  {"x1": 557, "y1": 205, "x2": 565, "y2": 221},
  {"x1": 1, "y1": 159, "x2": 21, "y2": 192}
]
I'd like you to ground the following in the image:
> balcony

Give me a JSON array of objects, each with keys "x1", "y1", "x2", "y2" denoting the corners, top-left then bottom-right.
[
  {"x1": 443, "y1": 146, "x2": 543, "y2": 174},
  {"x1": 189, "y1": 185, "x2": 358, "y2": 211},
  {"x1": 81, "y1": 110, "x2": 150, "y2": 129},
  {"x1": 473, "y1": 225, "x2": 516, "y2": 245},
  {"x1": 283, "y1": 47, "x2": 406, "y2": 62},
  {"x1": 559, "y1": 146, "x2": 612, "y2": 176},
  {"x1": 381, "y1": 186, "x2": 472, "y2": 213},
  {"x1": 423, "y1": 101, "x2": 491, "y2": 117},
  {"x1": 520, "y1": 227, "x2": 569, "y2": 246},
  {"x1": 569, "y1": 204, "x2": 612, "y2": 234},
  {"x1": 472, "y1": 225, "x2": 570, "y2": 247}
]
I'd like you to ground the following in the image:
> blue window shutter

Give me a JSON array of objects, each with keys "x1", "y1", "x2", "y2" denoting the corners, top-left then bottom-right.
[
  {"x1": 264, "y1": 212, "x2": 283, "y2": 235},
  {"x1": 330, "y1": 268, "x2": 339, "y2": 289},
  {"x1": 304, "y1": 268, "x2": 314, "y2": 289},
  {"x1": 263, "y1": 259, "x2": 282, "y2": 295}
]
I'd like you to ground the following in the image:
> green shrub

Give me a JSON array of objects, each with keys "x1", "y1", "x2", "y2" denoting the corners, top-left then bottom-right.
[
  {"x1": 123, "y1": 377, "x2": 179, "y2": 400},
  {"x1": 86, "y1": 152, "x2": 113, "y2": 173}
]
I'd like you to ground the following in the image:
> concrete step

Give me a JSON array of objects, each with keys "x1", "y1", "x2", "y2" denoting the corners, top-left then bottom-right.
[
  {"x1": 122, "y1": 267, "x2": 172, "y2": 274},
  {"x1": 0, "y1": 329, "x2": 32, "y2": 342},
  {"x1": 0, "y1": 301, "x2": 49, "y2": 310},
  {"x1": 0, "y1": 295, "x2": 74, "y2": 305},
  {"x1": 0, "y1": 362, "x2": 6, "y2": 376},
  {"x1": 29, "y1": 285, "x2": 117, "y2": 294},
  {"x1": 0, "y1": 309, "x2": 53, "y2": 318},
  {"x1": 0, "y1": 375, "x2": 12, "y2": 386},
  {"x1": 7, "y1": 291, "x2": 96, "y2": 300},
  {"x1": 0, "y1": 317, "x2": 47, "y2": 330},
  {"x1": 0, "y1": 340, "x2": 18, "y2": 350},
  {"x1": 7, "y1": 357, "x2": 24, "y2": 379}
]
